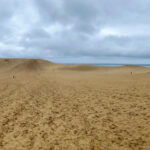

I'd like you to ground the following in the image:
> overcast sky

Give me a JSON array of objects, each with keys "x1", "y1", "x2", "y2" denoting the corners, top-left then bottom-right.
[{"x1": 1, "y1": 0, "x2": 150, "y2": 64}]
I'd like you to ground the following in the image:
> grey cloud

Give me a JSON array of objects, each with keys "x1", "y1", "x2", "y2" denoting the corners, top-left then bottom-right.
[{"x1": 0, "y1": 0, "x2": 150, "y2": 63}]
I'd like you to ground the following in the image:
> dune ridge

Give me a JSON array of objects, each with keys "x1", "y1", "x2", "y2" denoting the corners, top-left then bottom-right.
[
  {"x1": 0, "y1": 59, "x2": 54, "y2": 73},
  {"x1": 0, "y1": 58, "x2": 147, "y2": 72},
  {"x1": 59, "y1": 65, "x2": 100, "y2": 71}
]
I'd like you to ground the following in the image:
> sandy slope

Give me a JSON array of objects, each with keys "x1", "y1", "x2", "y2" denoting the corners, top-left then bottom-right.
[{"x1": 0, "y1": 59, "x2": 150, "y2": 150}]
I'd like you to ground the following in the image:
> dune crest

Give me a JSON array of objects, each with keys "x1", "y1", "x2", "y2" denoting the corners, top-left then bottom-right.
[
  {"x1": 0, "y1": 59, "x2": 54, "y2": 73},
  {"x1": 11, "y1": 59, "x2": 53, "y2": 72},
  {"x1": 60, "y1": 65, "x2": 100, "y2": 71}
]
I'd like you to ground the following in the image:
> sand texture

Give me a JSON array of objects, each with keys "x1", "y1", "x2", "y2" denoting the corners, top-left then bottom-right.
[{"x1": 0, "y1": 59, "x2": 150, "y2": 150}]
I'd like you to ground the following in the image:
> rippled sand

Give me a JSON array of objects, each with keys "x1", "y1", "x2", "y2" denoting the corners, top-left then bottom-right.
[{"x1": 0, "y1": 59, "x2": 150, "y2": 150}]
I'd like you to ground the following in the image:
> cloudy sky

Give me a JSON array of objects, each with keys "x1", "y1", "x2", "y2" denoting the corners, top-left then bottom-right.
[{"x1": 1, "y1": 0, "x2": 150, "y2": 64}]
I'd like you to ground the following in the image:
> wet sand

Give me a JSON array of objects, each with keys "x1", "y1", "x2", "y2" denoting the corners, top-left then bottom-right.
[{"x1": 0, "y1": 59, "x2": 150, "y2": 150}]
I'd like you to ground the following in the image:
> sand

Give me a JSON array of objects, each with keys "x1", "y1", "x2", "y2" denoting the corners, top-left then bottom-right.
[{"x1": 0, "y1": 59, "x2": 150, "y2": 150}]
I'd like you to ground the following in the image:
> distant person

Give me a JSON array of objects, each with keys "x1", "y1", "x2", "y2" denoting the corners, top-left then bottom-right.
[
  {"x1": 13, "y1": 75, "x2": 15, "y2": 79},
  {"x1": 131, "y1": 72, "x2": 132, "y2": 75}
]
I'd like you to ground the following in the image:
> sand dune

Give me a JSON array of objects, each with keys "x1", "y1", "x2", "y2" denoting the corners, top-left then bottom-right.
[
  {"x1": 122, "y1": 65, "x2": 144, "y2": 67},
  {"x1": 60, "y1": 65, "x2": 100, "y2": 71},
  {"x1": 0, "y1": 59, "x2": 150, "y2": 150},
  {"x1": 10, "y1": 59, "x2": 53, "y2": 73},
  {"x1": 0, "y1": 59, "x2": 54, "y2": 73}
]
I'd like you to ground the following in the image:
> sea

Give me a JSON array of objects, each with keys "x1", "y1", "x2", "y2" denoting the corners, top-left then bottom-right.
[{"x1": 63, "y1": 63, "x2": 150, "y2": 67}]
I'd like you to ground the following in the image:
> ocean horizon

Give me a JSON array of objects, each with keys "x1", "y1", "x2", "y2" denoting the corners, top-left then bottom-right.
[{"x1": 62, "y1": 63, "x2": 150, "y2": 67}]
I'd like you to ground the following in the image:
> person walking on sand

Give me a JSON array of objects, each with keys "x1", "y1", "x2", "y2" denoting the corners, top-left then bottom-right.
[{"x1": 131, "y1": 72, "x2": 132, "y2": 75}]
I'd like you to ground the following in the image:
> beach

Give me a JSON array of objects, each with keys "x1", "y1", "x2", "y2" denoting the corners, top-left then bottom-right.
[{"x1": 0, "y1": 59, "x2": 150, "y2": 150}]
